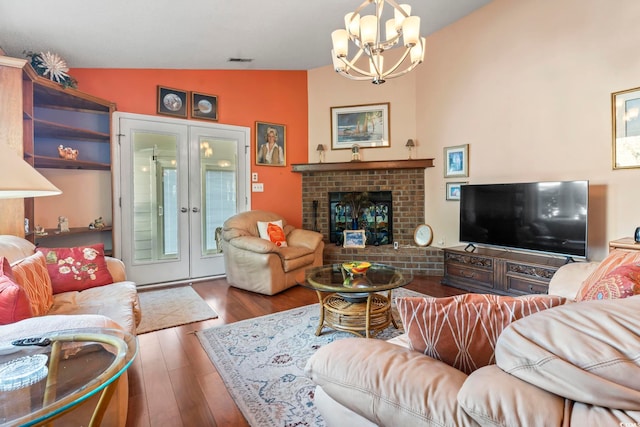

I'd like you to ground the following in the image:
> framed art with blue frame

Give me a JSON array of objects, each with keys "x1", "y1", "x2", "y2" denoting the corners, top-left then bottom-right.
[{"x1": 446, "y1": 182, "x2": 467, "y2": 201}]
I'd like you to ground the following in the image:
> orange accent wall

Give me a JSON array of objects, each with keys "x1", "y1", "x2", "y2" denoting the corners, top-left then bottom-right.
[{"x1": 70, "y1": 68, "x2": 307, "y2": 227}]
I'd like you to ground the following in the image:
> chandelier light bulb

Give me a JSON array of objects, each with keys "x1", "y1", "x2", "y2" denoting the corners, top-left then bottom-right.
[{"x1": 330, "y1": 0, "x2": 425, "y2": 84}]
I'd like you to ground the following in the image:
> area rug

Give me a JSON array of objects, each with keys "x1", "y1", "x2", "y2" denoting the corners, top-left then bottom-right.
[
  {"x1": 136, "y1": 285, "x2": 218, "y2": 334},
  {"x1": 196, "y1": 287, "x2": 426, "y2": 427}
]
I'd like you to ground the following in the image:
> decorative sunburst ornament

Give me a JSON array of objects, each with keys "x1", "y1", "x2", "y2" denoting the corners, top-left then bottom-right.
[{"x1": 25, "y1": 50, "x2": 78, "y2": 88}]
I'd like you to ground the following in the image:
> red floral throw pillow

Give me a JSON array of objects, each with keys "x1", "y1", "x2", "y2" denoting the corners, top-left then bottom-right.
[
  {"x1": 37, "y1": 244, "x2": 113, "y2": 294},
  {"x1": 576, "y1": 263, "x2": 640, "y2": 301},
  {"x1": 0, "y1": 257, "x2": 33, "y2": 325},
  {"x1": 397, "y1": 294, "x2": 566, "y2": 374}
]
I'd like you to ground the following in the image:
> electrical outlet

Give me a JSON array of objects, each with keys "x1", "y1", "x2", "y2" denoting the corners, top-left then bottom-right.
[
  {"x1": 393, "y1": 241, "x2": 399, "y2": 250},
  {"x1": 252, "y1": 183, "x2": 264, "y2": 192},
  {"x1": 251, "y1": 172, "x2": 258, "y2": 182}
]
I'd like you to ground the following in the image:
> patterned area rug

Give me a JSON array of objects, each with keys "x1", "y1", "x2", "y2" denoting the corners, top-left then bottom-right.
[
  {"x1": 136, "y1": 285, "x2": 218, "y2": 334},
  {"x1": 196, "y1": 287, "x2": 426, "y2": 427}
]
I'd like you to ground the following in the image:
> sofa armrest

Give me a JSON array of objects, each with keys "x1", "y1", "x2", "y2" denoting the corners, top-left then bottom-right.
[
  {"x1": 305, "y1": 338, "x2": 474, "y2": 427},
  {"x1": 548, "y1": 261, "x2": 599, "y2": 300},
  {"x1": 106, "y1": 257, "x2": 127, "y2": 283},
  {"x1": 286, "y1": 229, "x2": 323, "y2": 250},
  {"x1": 227, "y1": 235, "x2": 279, "y2": 254}
]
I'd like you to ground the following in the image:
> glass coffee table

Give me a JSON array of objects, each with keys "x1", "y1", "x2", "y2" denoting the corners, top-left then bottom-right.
[
  {"x1": 300, "y1": 263, "x2": 413, "y2": 338},
  {"x1": 0, "y1": 327, "x2": 137, "y2": 426}
]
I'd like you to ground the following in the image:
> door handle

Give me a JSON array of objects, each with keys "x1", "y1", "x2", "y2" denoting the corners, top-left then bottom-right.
[
  {"x1": 181, "y1": 207, "x2": 188, "y2": 213},
  {"x1": 192, "y1": 207, "x2": 200, "y2": 213}
]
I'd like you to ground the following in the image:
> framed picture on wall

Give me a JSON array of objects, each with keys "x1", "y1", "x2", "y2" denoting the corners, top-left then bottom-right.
[
  {"x1": 446, "y1": 182, "x2": 467, "y2": 201},
  {"x1": 157, "y1": 86, "x2": 187, "y2": 118},
  {"x1": 331, "y1": 103, "x2": 390, "y2": 150},
  {"x1": 444, "y1": 144, "x2": 469, "y2": 178},
  {"x1": 255, "y1": 121, "x2": 286, "y2": 166},
  {"x1": 612, "y1": 86, "x2": 640, "y2": 169},
  {"x1": 191, "y1": 92, "x2": 218, "y2": 121}
]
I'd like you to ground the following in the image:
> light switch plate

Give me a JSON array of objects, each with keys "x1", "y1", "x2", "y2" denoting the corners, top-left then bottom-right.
[{"x1": 252, "y1": 183, "x2": 264, "y2": 192}]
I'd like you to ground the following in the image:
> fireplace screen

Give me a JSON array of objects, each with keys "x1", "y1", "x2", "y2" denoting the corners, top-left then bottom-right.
[{"x1": 328, "y1": 191, "x2": 392, "y2": 245}]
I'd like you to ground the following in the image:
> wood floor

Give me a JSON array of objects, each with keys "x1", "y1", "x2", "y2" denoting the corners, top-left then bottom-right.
[{"x1": 124, "y1": 276, "x2": 465, "y2": 427}]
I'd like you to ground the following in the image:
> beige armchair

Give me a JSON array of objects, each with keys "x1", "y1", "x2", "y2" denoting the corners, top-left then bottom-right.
[{"x1": 221, "y1": 210, "x2": 324, "y2": 295}]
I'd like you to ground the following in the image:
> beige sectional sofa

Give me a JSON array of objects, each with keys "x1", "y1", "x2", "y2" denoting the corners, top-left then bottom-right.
[
  {"x1": 0, "y1": 235, "x2": 141, "y2": 426},
  {"x1": 305, "y1": 253, "x2": 640, "y2": 426}
]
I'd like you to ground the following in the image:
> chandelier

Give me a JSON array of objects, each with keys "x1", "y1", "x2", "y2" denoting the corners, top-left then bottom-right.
[{"x1": 331, "y1": 0, "x2": 425, "y2": 84}]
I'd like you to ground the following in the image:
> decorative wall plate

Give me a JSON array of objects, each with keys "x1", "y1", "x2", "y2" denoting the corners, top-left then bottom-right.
[{"x1": 414, "y1": 224, "x2": 433, "y2": 246}]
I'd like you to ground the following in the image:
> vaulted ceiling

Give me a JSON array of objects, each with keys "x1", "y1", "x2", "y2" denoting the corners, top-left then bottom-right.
[{"x1": 0, "y1": 0, "x2": 491, "y2": 70}]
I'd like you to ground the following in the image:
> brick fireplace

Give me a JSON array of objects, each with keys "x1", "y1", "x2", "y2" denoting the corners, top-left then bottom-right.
[{"x1": 292, "y1": 159, "x2": 444, "y2": 276}]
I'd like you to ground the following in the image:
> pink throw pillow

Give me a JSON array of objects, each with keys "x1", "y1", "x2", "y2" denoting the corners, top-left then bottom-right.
[
  {"x1": 10, "y1": 252, "x2": 53, "y2": 316},
  {"x1": 37, "y1": 244, "x2": 113, "y2": 294},
  {"x1": 397, "y1": 294, "x2": 566, "y2": 374},
  {"x1": 576, "y1": 263, "x2": 640, "y2": 301},
  {"x1": 0, "y1": 257, "x2": 33, "y2": 324}
]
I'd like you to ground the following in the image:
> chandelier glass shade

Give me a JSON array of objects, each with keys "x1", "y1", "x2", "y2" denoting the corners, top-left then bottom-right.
[{"x1": 331, "y1": 0, "x2": 426, "y2": 84}]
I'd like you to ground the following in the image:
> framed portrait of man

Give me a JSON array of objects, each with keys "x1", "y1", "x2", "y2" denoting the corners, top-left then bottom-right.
[{"x1": 255, "y1": 121, "x2": 286, "y2": 166}]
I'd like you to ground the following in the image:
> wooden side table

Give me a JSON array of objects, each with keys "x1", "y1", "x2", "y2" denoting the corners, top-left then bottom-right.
[{"x1": 609, "y1": 237, "x2": 640, "y2": 253}]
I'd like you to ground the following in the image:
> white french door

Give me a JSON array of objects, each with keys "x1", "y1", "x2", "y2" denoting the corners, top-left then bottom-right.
[{"x1": 113, "y1": 112, "x2": 250, "y2": 286}]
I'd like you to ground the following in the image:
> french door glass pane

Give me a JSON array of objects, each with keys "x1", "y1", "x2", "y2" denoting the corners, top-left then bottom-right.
[
  {"x1": 132, "y1": 132, "x2": 179, "y2": 262},
  {"x1": 200, "y1": 137, "x2": 237, "y2": 254}
]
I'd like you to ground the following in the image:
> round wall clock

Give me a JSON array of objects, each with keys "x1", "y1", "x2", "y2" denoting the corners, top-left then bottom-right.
[{"x1": 414, "y1": 224, "x2": 433, "y2": 247}]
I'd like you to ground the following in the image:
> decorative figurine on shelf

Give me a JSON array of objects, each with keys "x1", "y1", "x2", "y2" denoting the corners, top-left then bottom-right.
[
  {"x1": 34, "y1": 225, "x2": 47, "y2": 236},
  {"x1": 58, "y1": 216, "x2": 70, "y2": 233},
  {"x1": 89, "y1": 217, "x2": 106, "y2": 230},
  {"x1": 58, "y1": 145, "x2": 79, "y2": 160}
]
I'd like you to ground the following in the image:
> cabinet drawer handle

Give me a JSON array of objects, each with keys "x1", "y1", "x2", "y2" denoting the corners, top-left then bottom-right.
[{"x1": 459, "y1": 270, "x2": 475, "y2": 278}]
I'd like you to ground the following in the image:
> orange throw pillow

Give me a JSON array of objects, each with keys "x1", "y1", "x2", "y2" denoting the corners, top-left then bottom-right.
[
  {"x1": 0, "y1": 257, "x2": 33, "y2": 325},
  {"x1": 397, "y1": 294, "x2": 566, "y2": 374},
  {"x1": 37, "y1": 244, "x2": 113, "y2": 294},
  {"x1": 266, "y1": 222, "x2": 288, "y2": 247},
  {"x1": 576, "y1": 263, "x2": 640, "y2": 301},
  {"x1": 10, "y1": 252, "x2": 54, "y2": 316}
]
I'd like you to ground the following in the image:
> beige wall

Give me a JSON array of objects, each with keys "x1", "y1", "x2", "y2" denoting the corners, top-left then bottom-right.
[{"x1": 308, "y1": 0, "x2": 640, "y2": 261}]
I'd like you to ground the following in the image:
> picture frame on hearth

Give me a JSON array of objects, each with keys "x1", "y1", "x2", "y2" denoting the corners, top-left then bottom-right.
[
  {"x1": 612, "y1": 86, "x2": 640, "y2": 169},
  {"x1": 157, "y1": 86, "x2": 188, "y2": 118},
  {"x1": 331, "y1": 103, "x2": 390, "y2": 150},
  {"x1": 446, "y1": 182, "x2": 467, "y2": 201},
  {"x1": 444, "y1": 144, "x2": 469, "y2": 178},
  {"x1": 343, "y1": 230, "x2": 367, "y2": 249}
]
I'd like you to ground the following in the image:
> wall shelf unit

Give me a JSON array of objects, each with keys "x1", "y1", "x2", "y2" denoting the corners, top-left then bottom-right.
[{"x1": 0, "y1": 55, "x2": 117, "y2": 251}]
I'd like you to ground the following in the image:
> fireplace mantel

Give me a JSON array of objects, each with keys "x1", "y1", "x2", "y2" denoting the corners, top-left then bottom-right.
[{"x1": 291, "y1": 158, "x2": 434, "y2": 173}]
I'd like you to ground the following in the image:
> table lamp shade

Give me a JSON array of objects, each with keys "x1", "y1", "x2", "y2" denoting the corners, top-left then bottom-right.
[{"x1": 0, "y1": 146, "x2": 61, "y2": 199}]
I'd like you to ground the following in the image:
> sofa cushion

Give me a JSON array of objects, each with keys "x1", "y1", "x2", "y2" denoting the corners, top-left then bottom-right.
[
  {"x1": 458, "y1": 364, "x2": 565, "y2": 426},
  {"x1": 0, "y1": 257, "x2": 33, "y2": 324},
  {"x1": 257, "y1": 220, "x2": 288, "y2": 247},
  {"x1": 397, "y1": 294, "x2": 566, "y2": 374},
  {"x1": 575, "y1": 263, "x2": 640, "y2": 301},
  {"x1": 305, "y1": 338, "x2": 475, "y2": 426},
  {"x1": 495, "y1": 295, "x2": 640, "y2": 410},
  {"x1": 49, "y1": 282, "x2": 140, "y2": 335},
  {"x1": 37, "y1": 244, "x2": 114, "y2": 294},
  {"x1": 10, "y1": 252, "x2": 54, "y2": 316}
]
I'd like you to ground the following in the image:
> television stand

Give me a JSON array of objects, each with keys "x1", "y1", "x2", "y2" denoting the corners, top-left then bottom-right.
[{"x1": 442, "y1": 246, "x2": 567, "y2": 296}]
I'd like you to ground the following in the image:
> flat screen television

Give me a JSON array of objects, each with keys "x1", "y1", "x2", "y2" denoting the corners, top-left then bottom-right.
[{"x1": 459, "y1": 181, "x2": 588, "y2": 258}]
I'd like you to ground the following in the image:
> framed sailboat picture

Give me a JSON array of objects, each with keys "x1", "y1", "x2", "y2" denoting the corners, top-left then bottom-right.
[{"x1": 331, "y1": 103, "x2": 390, "y2": 150}]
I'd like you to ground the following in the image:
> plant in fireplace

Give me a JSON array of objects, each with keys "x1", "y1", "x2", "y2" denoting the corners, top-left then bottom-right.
[{"x1": 330, "y1": 191, "x2": 393, "y2": 246}]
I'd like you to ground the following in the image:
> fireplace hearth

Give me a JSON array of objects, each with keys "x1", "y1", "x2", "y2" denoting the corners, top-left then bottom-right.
[{"x1": 329, "y1": 191, "x2": 392, "y2": 245}]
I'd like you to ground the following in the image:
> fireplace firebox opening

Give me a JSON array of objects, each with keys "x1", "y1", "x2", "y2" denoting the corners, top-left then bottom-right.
[{"x1": 329, "y1": 191, "x2": 393, "y2": 245}]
